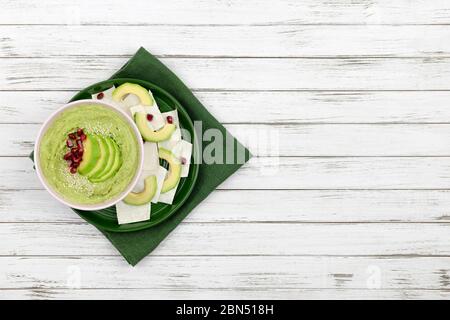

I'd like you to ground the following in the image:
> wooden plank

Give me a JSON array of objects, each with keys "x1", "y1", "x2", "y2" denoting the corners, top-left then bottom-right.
[
  {"x1": 1, "y1": 256, "x2": 450, "y2": 290},
  {"x1": 8, "y1": 123, "x2": 450, "y2": 157},
  {"x1": 6, "y1": 91, "x2": 450, "y2": 124},
  {"x1": 1, "y1": 0, "x2": 450, "y2": 25},
  {"x1": 223, "y1": 157, "x2": 450, "y2": 190},
  {"x1": 3, "y1": 0, "x2": 450, "y2": 302},
  {"x1": 4, "y1": 25, "x2": 450, "y2": 58},
  {"x1": 6, "y1": 156, "x2": 450, "y2": 190},
  {"x1": 4, "y1": 189, "x2": 450, "y2": 223},
  {"x1": 228, "y1": 124, "x2": 450, "y2": 157},
  {"x1": 3, "y1": 57, "x2": 450, "y2": 91},
  {"x1": 0, "y1": 124, "x2": 36, "y2": 156},
  {"x1": 1, "y1": 222, "x2": 450, "y2": 256},
  {"x1": 0, "y1": 288, "x2": 447, "y2": 300}
]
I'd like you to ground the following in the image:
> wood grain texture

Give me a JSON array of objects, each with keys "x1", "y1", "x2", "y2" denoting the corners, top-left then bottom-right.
[
  {"x1": 7, "y1": 123, "x2": 450, "y2": 157},
  {"x1": 1, "y1": 256, "x2": 450, "y2": 290},
  {"x1": 3, "y1": 189, "x2": 450, "y2": 223},
  {"x1": 1, "y1": 222, "x2": 450, "y2": 256},
  {"x1": 5, "y1": 91, "x2": 450, "y2": 124},
  {"x1": 2, "y1": 0, "x2": 450, "y2": 25},
  {"x1": 4, "y1": 25, "x2": 450, "y2": 58},
  {"x1": 228, "y1": 124, "x2": 450, "y2": 156},
  {"x1": 6, "y1": 156, "x2": 450, "y2": 190},
  {"x1": 3, "y1": 288, "x2": 450, "y2": 300},
  {"x1": 223, "y1": 157, "x2": 450, "y2": 190},
  {"x1": 2, "y1": 0, "x2": 450, "y2": 300},
  {"x1": 4, "y1": 57, "x2": 450, "y2": 91}
]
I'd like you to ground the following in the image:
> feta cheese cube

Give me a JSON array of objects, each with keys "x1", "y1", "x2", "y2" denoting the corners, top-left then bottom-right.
[
  {"x1": 143, "y1": 142, "x2": 159, "y2": 172},
  {"x1": 158, "y1": 139, "x2": 193, "y2": 177},
  {"x1": 130, "y1": 105, "x2": 165, "y2": 131},
  {"x1": 122, "y1": 94, "x2": 141, "y2": 108},
  {"x1": 116, "y1": 201, "x2": 150, "y2": 225},
  {"x1": 161, "y1": 110, "x2": 182, "y2": 142},
  {"x1": 149, "y1": 166, "x2": 168, "y2": 203},
  {"x1": 158, "y1": 180, "x2": 179, "y2": 205}
]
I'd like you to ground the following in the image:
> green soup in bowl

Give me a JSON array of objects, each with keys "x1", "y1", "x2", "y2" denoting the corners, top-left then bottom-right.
[{"x1": 35, "y1": 100, "x2": 144, "y2": 210}]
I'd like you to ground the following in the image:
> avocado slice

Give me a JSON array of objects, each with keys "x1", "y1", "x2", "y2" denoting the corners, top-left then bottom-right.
[
  {"x1": 78, "y1": 134, "x2": 101, "y2": 176},
  {"x1": 90, "y1": 137, "x2": 116, "y2": 180},
  {"x1": 112, "y1": 83, "x2": 154, "y2": 106},
  {"x1": 135, "y1": 112, "x2": 176, "y2": 142},
  {"x1": 159, "y1": 148, "x2": 181, "y2": 193},
  {"x1": 90, "y1": 140, "x2": 122, "y2": 182},
  {"x1": 85, "y1": 136, "x2": 109, "y2": 179},
  {"x1": 123, "y1": 175, "x2": 157, "y2": 206}
]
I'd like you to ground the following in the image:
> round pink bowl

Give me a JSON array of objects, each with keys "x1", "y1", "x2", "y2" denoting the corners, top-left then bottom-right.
[{"x1": 34, "y1": 99, "x2": 145, "y2": 211}]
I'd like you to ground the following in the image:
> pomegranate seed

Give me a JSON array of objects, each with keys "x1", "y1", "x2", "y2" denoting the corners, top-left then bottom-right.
[
  {"x1": 80, "y1": 134, "x2": 87, "y2": 141},
  {"x1": 181, "y1": 157, "x2": 187, "y2": 165},
  {"x1": 68, "y1": 133, "x2": 76, "y2": 140},
  {"x1": 76, "y1": 140, "x2": 84, "y2": 154},
  {"x1": 146, "y1": 114, "x2": 153, "y2": 121},
  {"x1": 72, "y1": 161, "x2": 79, "y2": 168},
  {"x1": 77, "y1": 128, "x2": 84, "y2": 136},
  {"x1": 66, "y1": 140, "x2": 74, "y2": 148},
  {"x1": 70, "y1": 167, "x2": 77, "y2": 174},
  {"x1": 63, "y1": 152, "x2": 72, "y2": 160},
  {"x1": 96, "y1": 92, "x2": 104, "y2": 100},
  {"x1": 71, "y1": 147, "x2": 78, "y2": 153},
  {"x1": 166, "y1": 116, "x2": 173, "y2": 124}
]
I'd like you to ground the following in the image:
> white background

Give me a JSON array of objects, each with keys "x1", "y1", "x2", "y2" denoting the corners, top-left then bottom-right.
[{"x1": 1, "y1": 0, "x2": 450, "y2": 299}]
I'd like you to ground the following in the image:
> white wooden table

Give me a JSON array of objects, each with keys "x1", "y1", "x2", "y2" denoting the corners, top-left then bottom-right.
[{"x1": 2, "y1": 0, "x2": 450, "y2": 300}]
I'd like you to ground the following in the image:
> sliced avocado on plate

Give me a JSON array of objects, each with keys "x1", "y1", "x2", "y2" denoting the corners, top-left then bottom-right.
[
  {"x1": 123, "y1": 175, "x2": 157, "y2": 206},
  {"x1": 135, "y1": 111, "x2": 176, "y2": 142},
  {"x1": 159, "y1": 148, "x2": 181, "y2": 193},
  {"x1": 112, "y1": 83, "x2": 154, "y2": 106}
]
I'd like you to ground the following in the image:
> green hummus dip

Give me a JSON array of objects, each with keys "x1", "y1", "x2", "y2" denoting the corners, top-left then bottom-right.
[{"x1": 39, "y1": 104, "x2": 140, "y2": 205}]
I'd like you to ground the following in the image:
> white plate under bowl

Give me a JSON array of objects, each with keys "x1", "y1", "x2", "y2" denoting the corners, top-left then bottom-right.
[{"x1": 34, "y1": 99, "x2": 144, "y2": 211}]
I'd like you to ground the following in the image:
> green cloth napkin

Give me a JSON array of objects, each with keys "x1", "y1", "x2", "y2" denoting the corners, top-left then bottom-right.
[{"x1": 32, "y1": 47, "x2": 251, "y2": 266}]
